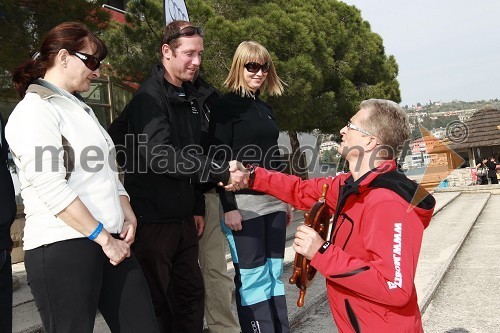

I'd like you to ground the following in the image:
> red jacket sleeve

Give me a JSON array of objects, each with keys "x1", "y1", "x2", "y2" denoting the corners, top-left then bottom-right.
[
  {"x1": 311, "y1": 199, "x2": 425, "y2": 308},
  {"x1": 251, "y1": 167, "x2": 340, "y2": 214}
]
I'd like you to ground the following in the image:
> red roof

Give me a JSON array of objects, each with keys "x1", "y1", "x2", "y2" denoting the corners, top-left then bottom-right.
[{"x1": 102, "y1": 7, "x2": 126, "y2": 24}]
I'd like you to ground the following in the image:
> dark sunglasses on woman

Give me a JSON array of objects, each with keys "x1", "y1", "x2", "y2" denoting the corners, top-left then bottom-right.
[
  {"x1": 244, "y1": 62, "x2": 270, "y2": 73},
  {"x1": 68, "y1": 50, "x2": 101, "y2": 71},
  {"x1": 166, "y1": 26, "x2": 204, "y2": 44}
]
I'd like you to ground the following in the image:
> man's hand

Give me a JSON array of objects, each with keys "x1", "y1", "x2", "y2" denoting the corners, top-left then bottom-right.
[
  {"x1": 194, "y1": 215, "x2": 206, "y2": 237},
  {"x1": 224, "y1": 210, "x2": 243, "y2": 231},
  {"x1": 293, "y1": 225, "x2": 325, "y2": 260},
  {"x1": 225, "y1": 160, "x2": 250, "y2": 191}
]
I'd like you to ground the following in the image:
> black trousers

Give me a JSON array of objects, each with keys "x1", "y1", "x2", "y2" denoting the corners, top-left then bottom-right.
[
  {"x1": 133, "y1": 219, "x2": 204, "y2": 333},
  {"x1": 25, "y1": 238, "x2": 158, "y2": 333},
  {"x1": 0, "y1": 249, "x2": 12, "y2": 333}
]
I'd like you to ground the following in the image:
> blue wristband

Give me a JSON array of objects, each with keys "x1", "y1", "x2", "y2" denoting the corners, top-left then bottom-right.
[{"x1": 88, "y1": 222, "x2": 103, "y2": 241}]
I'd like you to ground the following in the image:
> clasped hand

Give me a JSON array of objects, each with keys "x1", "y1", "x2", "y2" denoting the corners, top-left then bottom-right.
[{"x1": 224, "y1": 160, "x2": 250, "y2": 191}]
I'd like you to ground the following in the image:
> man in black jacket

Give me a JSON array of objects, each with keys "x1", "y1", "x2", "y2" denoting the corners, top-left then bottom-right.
[
  {"x1": 108, "y1": 21, "x2": 235, "y2": 333},
  {"x1": 0, "y1": 112, "x2": 17, "y2": 333}
]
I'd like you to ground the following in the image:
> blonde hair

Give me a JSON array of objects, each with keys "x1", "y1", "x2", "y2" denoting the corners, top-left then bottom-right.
[{"x1": 224, "y1": 41, "x2": 284, "y2": 97}]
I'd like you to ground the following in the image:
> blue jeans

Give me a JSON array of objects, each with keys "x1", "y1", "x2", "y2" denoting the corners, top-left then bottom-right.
[{"x1": 0, "y1": 249, "x2": 12, "y2": 333}]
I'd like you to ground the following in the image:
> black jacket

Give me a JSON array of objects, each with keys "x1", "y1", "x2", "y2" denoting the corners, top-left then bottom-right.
[
  {"x1": 486, "y1": 160, "x2": 498, "y2": 179},
  {"x1": 108, "y1": 65, "x2": 227, "y2": 223},
  {"x1": 209, "y1": 91, "x2": 286, "y2": 212},
  {"x1": 0, "y1": 113, "x2": 16, "y2": 250}
]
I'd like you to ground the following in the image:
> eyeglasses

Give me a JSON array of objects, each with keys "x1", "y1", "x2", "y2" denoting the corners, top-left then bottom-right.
[
  {"x1": 166, "y1": 26, "x2": 204, "y2": 44},
  {"x1": 346, "y1": 121, "x2": 374, "y2": 136},
  {"x1": 244, "y1": 62, "x2": 270, "y2": 73},
  {"x1": 68, "y1": 50, "x2": 101, "y2": 71}
]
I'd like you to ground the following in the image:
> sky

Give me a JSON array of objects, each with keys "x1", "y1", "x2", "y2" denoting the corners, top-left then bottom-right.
[{"x1": 341, "y1": 0, "x2": 500, "y2": 107}]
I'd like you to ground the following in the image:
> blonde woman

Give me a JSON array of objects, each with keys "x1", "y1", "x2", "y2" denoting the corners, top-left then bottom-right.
[{"x1": 210, "y1": 41, "x2": 291, "y2": 333}]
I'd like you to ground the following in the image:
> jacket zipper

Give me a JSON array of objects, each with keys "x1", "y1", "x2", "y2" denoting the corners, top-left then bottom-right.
[
  {"x1": 345, "y1": 299, "x2": 361, "y2": 333},
  {"x1": 330, "y1": 266, "x2": 370, "y2": 278},
  {"x1": 252, "y1": 97, "x2": 263, "y2": 118}
]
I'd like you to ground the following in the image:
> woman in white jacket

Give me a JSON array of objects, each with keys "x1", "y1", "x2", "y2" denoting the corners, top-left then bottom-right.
[{"x1": 6, "y1": 22, "x2": 158, "y2": 333}]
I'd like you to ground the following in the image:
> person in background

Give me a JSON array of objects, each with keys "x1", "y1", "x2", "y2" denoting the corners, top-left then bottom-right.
[
  {"x1": 191, "y1": 76, "x2": 241, "y2": 333},
  {"x1": 108, "y1": 20, "x2": 234, "y2": 333},
  {"x1": 0, "y1": 112, "x2": 17, "y2": 333},
  {"x1": 210, "y1": 41, "x2": 292, "y2": 333},
  {"x1": 226, "y1": 99, "x2": 436, "y2": 333},
  {"x1": 6, "y1": 22, "x2": 158, "y2": 333},
  {"x1": 476, "y1": 157, "x2": 489, "y2": 185},
  {"x1": 486, "y1": 155, "x2": 498, "y2": 184}
]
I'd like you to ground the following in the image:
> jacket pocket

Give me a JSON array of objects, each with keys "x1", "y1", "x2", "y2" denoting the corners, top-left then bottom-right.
[
  {"x1": 345, "y1": 299, "x2": 361, "y2": 333},
  {"x1": 331, "y1": 213, "x2": 354, "y2": 250}
]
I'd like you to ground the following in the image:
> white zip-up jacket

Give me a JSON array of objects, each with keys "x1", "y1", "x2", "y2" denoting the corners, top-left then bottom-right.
[{"x1": 6, "y1": 84, "x2": 127, "y2": 250}]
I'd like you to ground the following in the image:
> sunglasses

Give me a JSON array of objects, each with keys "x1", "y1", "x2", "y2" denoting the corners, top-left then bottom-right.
[
  {"x1": 68, "y1": 50, "x2": 101, "y2": 71},
  {"x1": 166, "y1": 26, "x2": 204, "y2": 44},
  {"x1": 346, "y1": 121, "x2": 374, "y2": 136},
  {"x1": 244, "y1": 62, "x2": 271, "y2": 73}
]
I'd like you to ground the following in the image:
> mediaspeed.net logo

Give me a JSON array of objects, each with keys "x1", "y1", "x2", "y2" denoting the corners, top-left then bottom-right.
[{"x1": 409, "y1": 121, "x2": 468, "y2": 210}]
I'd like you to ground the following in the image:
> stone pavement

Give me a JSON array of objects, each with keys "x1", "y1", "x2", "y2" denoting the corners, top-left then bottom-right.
[{"x1": 422, "y1": 194, "x2": 500, "y2": 333}]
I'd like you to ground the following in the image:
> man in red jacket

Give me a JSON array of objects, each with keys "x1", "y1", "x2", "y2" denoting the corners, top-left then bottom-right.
[{"x1": 227, "y1": 99, "x2": 436, "y2": 333}]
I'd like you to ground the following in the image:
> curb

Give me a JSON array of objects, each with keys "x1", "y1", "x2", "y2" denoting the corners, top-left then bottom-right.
[{"x1": 417, "y1": 192, "x2": 491, "y2": 313}]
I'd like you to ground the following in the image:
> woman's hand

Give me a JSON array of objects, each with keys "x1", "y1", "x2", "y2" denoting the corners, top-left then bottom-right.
[
  {"x1": 95, "y1": 232, "x2": 130, "y2": 266},
  {"x1": 120, "y1": 219, "x2": 136, "y2": 246},
  {"x1": 224, "y1": 210, "x2": 243, "y2": 231},
  {"x1": 119, "y1": 196, "x2": 137, "y2": 246},
  {"x1": 55, "y1": 197, "x2": 133, "y2": 265}
]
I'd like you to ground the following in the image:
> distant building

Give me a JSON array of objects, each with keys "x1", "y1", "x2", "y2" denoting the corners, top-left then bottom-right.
[
  {"x1": 431, "y1": 127, "x2": 446, "y2": 139},
  {"x1": 319, "y1": 141, "x2": 339, "y2": 152},
  {"x1": 447, "y1": 107, "x2": 500, "y2": 166}
]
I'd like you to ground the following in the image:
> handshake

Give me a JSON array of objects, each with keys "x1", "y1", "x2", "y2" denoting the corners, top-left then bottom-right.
[{"x1": 223, "y1": 160, "x2": 251, "y2": 192}]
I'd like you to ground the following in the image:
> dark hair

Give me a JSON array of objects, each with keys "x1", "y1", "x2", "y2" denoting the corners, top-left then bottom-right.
[
  {"x1": 12, "y1": 22, "x2": 107, "y2": 97},
  {"x1": 161, "y1": 20, "x2": 191, "y2": 54}
]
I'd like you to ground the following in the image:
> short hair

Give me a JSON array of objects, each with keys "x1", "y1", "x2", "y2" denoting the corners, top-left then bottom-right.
[
  {"x1": 12, "y1": 22, "x2": 107, "y2": 97},
  {"x1": 360, "y1": 99, "x2": 410, "y2": 159},
  {"x1": 224, "y1": 41, "x2": 284, "y2": 97},
  {"x1": 161, "y1": 20, "x2": 197, "y2": 55}
]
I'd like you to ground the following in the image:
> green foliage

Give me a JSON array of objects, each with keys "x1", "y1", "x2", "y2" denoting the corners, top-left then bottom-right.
[
  {"x1": 102, "y1": 0, "x2": 164, "y2": 82},
  {"x1": 0, "y1": 0, "x2": 110, "y2": 91},
  {"x1": 320, "y1": 147, "x2": 340, "y2": 165},
  {"x1": 103, "y1": 0, "x2": 400, "y2": 135},
  {"x1": 192, "y1": 0, "x2": 401, "y2": 134}
]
